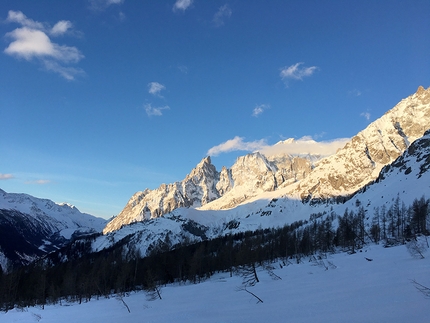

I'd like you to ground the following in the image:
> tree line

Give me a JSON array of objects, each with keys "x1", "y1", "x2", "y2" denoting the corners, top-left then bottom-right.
[{"x1": 0, "y1": 195, "x2": 428, "y2": 311}]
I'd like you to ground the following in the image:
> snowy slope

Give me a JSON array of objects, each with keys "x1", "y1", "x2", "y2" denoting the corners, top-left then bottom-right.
[{"x1": 2, "y1": 243, "x2": 430, "y2": 322}]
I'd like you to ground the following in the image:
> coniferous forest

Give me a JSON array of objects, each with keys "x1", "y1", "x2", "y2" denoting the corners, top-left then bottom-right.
[{"x1": 0, "y1": 195, "x2": 428, "y2": 311}]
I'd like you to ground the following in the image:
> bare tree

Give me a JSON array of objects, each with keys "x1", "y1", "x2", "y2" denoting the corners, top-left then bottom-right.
[
  {"x1": 235, "y1": 263, "x2": 263, "y2": 303},
  {"x1": 116, "y1": 294, "x2": 131, "y2": 313},
  {"x1": 144, "y1": 270, "x2": 162, "y2": 301},
  {"x1": 237, "y1": 263, "x2": 259, "y2": 287}
]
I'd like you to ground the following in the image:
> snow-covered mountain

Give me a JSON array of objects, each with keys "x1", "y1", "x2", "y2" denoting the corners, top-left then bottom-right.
[
  {"x1": 103, "y1": 152, "x2": 316, "y2": 233},
  {"x1": 104, "y1": 86, "x2": 430, "y2": 234},
  {"x1": 0, "y1": 189, "x2": 107, "y2": 269},
  {"x1": 92, "y1": 117, "x2": 430, "y2": 260}
]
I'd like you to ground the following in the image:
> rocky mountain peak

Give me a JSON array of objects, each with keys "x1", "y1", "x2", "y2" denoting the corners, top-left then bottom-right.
[
  {"x1": 415, "y1": 85, "x2": 430, "y2": 104},
  {"x1": 186, "y1": 156, "x2": 217, "y2": 181},
  {"x1": 103, "y1": 157, "x2": 221, "y2": 234},
  {"x1": 417, "y1": 85, "x2": 425, "y2": 95},
  {"x1": 287, "y1": 87, "x2": 430, "y2": 201}
]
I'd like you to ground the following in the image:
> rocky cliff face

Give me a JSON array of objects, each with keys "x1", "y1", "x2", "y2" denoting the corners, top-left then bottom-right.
[
  {"x1": 378, "y1": 128, "x2": 430, "y2": 181},
  {"x1": 287, "y1": 86, "x2": 430, "y2": 201},
  {"x1": 199, "y1": 152, "x2": 315, "y2": 211},
  {"x1": 104, "y1": 153, "x2": 315, "y2": 233}
]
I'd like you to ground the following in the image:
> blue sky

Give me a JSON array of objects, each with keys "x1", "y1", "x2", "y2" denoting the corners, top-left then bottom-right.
[{"x1": 1, "y1": 0, "x2": 429, "y2": 219}]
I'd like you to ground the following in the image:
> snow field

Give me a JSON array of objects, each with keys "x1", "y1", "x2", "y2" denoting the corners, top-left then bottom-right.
[{"x1": 2, "y1": 243, "x2": 430, "y2": 323}]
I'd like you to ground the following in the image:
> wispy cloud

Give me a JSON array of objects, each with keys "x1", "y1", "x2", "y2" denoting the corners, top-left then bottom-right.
[
  {"x1": 213, "y1": 4, "x2": 232, "y2": 27},
  {"x1": 280, "y1": 62, "x2": 318, "y2": 86},
  {"x1": 252, "y1": 104, "x2": 270, "y2": 117},
  {"x1": 148, "y1": 82, "x2": 166, "y2": 96},
  {"x1": 348, "y1": 89, "x2": 362, "y2": 97},
  {"x1": 207, "y1": 136, "x2": 268, "y2": 156},
  {"x1": 3, "y1": 10, "x2": 84, "y2": 80},
  {"x1": 360, "y1": 112, "x2": 371, "y2": 121},
  {"x1": 89, "y1": 0, "x2": 124, "y2": 10},
  {"x1": 25, "y1": 179, "x2": 51, "y2": 185},
  {"x1": 118, "y1": 12, "x2": 126, "y2": 21},
  {"x1": 207, "y1": 135, "x2": 350, "y2": 157},
  {"x1": 173, "y1": 0, "x2": 193, "y2": 12},
  {"x1": 144, "y1": 103, "x2": 170, "y2": 116},
  {"x1": 178, "y1": 65, "x2": 188, "y2": 74},
  {"x1": 0, "y1": 173, "x2": 14, "y2": 180},
  {"x1": 43, "y1": 59, "x2": 85, "y2": 81}
]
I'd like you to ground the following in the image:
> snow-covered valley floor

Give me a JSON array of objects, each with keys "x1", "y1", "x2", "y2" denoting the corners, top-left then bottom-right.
[{"x1": 2, "y1": 243, "x2": 430, "y2": 323}]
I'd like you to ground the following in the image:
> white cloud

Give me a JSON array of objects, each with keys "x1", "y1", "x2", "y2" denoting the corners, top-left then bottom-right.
[
  {"x1": 0, "y1": 173, "x2": 14, "y2": 180},
  {"x1": 3, "y1": 11, "x2": 84, "y2": 80},
  {"x1": 207, "y1": 136, "x2": 268, "y2": 156},
  {"x1": 252, "y1": 104, "x2": 270, "y2": 117},
  {"x1": 50, "y1": 20, "x2": 73, "y2": 36},
  {"x1": 213, "y1": 4, "x2": 232, "y2": 27},
  {"x1": 144, "y1": 103, "x2": 170, "y2": 116},
  {"x1": 207, "y1": 135, "x2": 350, "y2": 157},
  {"x1": 260, "y1": 136, "x2": 350, "y2": 157},
  {"x1": 5, "y1": 27, "x2": 83, "y2": 63},
  {"x1": 148, "y1": 82, "x2": 166, "y2": 96},
  {"x1": 280, "y1": 62, "x2": 318, "y2": 85},
  {"x1": 360, "y1": 112, "x2": 371, "y2": 121},
  {"x1": 173, "y1": 0, "x2": 193, "y2": 12},
  {"x1": 5, "y1": 10, "x2": 44, "y2": 30}
]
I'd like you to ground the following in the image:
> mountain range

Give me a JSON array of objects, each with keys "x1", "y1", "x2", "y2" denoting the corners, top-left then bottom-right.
[
  {"x1": 103, "y1": 85, "x2": 430, "y2": 233},
  {"x1": 1, "y1": 85, "x2": 429, "y2": 270},
  {"x1": 86, "y1": 85, "x2": 430, "y2": 259}
]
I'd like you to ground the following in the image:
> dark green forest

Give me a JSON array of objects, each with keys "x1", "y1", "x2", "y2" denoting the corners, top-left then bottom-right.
[{"x1": 0, "y1": 195, "x2": 428, "y2": 311}]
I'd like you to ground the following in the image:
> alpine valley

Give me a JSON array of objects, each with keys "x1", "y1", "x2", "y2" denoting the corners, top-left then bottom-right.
[{"x1": 0, "y1": 86, "x2": 430, "y2": 311}]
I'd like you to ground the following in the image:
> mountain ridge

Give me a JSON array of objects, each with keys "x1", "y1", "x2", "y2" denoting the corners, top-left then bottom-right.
[
  {"x1": 284, "y1": 85, "x2": 430, "y2": 202},
  {"x1": 104, "y1": 86, "x2": 430, "y2": 234}
]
